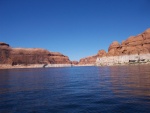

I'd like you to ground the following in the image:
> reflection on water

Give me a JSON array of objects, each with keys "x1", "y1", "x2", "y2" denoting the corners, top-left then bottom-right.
[
  {"x1": 0, "y1": 65, "x2": 150, "y2": 113},
  {"x1": 0, "y1": 68, "x2": 70, "y2": 94},
  {"x1": 108, "y1": 65, "x2": 150, "y2": 97}
]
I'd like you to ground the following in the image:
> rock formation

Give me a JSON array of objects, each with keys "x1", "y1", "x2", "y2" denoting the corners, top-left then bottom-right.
[
  {"x1": 0, "y1": 42, "x2": 71, "y2": 66},
  {"x1": 0, "y1": 42, "x2": 9, "y2": 47},
  {"x1": 107, "y1": 28, "x2": 150, "y2": 56},
  {"x1": 1, "y1": 28, "x2": 150, "y2": 67},
  {"x1": 71, "y1": 61, "x2": 79, "y2": 65},
  {"x1": 97, "y1": 50, "x2": 107, "y2": 57},
  {"x1": 78, "y1": 55, "x2": 98, "y2": 65},
  {"x1": 78, "y1": 50, "x2": 107, "y2": 65},
  {"x1": 79, "y1": 28, "x2": 150, "y2": 65},
  {"x1": 0, "y1": 42, "x2": 11, "y2": 64},
  {"x1": 96, "y1": 28, "x2": 150, "y2": 65}
]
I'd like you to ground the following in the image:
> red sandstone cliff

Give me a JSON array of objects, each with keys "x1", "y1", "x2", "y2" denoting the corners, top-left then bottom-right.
[
  {"x1": 79, "y1": 28, "x2": 150, "y2": 64},
  {"x1": 0, "y1": 42, "x2": 71, "y2": 65},
  {"x1": 71, "y1": 61, "x2": 79, "y2": 65},
  {"x1": 1, "y1": 28, "x2": 150, "y2": 66},
  {"x1": 107, "y1": 28, "x2": 150, "y2": 56},
  {"x1": 79, "y1": 55, "x2": 98, "y2": 65},
  {"x1": 78, "y1": 49, "x2": 107, "y2": 65}
]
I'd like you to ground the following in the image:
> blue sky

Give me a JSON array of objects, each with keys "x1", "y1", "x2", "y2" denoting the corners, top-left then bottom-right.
[{"x1": 0, "y1": 0, "x2": 150, "y2": 61}]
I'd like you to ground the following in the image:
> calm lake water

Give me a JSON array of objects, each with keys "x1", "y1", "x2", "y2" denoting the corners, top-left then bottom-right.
[{"x1": 0, "y1": 65, "x2": 150, "y2": 113}]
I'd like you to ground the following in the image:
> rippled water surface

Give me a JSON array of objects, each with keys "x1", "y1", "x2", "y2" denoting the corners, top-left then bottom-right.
[{"x1": 0, "y1": 65, "x2": 150, "y2": 113}]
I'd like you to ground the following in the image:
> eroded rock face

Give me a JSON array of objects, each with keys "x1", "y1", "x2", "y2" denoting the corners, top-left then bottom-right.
[
  {"x1": 107, "y1": 28, "x2": 150, "y2": 56},
  {"x1": 97, "y1": 50, "x2": 107, "y2": 57},
  {"x1": 0, "y1": 42, "x2": 11, "y2": 64},
  {"x1": 0, "y1": 42, "x2": 9, "y2": 47},
  {"x1": 0, "y1": 44, "x2": 71, "y2": 65},
  {"x1": 78, "y1": 50, "x2": 107, "y2": 64},
  {"x1": 79, "y1": 28, "x2": 150, "y2": 65},
  {"x1": 108, "y1": 41, "x2": 120, "y2": 52},
  {"x1": 48, "y1": 52, "x2": 71, "y2": 64},
  {"x1": 71, "y1": 61, "x2": 78, "y2": 65},
  {"x1": 1, "y1": 28, "x2": 150, "y2": 66},
  {"x1": 79, "y1": 55, "x2": 97, "y2": 65}
]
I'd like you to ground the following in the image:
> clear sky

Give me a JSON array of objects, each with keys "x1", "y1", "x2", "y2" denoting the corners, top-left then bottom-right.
[{"x1": 0, "y1": 0, "x2": 150, "y2": 61}]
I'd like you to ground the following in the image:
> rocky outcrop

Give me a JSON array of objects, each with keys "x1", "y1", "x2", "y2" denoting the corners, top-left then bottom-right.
[
  {"x1": 96, "y1": 54, "x2": 150, "y2": 66},
  {"x1": 79, "y1": 28, "x2": 150, "y2": 65},
  {"x1": 107, "y1": 41, "x2": 120, "y2": 56},
  {"x1": 108, "y1": 41, "x2": 120, "y2": 52},
  {"x1": 47, "y1": 52, "x2": 71, "y2": 64},
  {"x1": 0, "y1": 43, "x2": 71, "y2": 66},
  {"x1": 97, "y1": 28, "x2": 150, "y2": 66},
  {"x1": 78, "y1": 50, "x2": 107, "y2": 65},
  {"x1": 78, "y1": 55, "x2": 97, "y2": 65},
  {"x1": 0, "y1": 42, "x2": 11, "y2": 64},
  {"x1": 71, "y1": 61, "x2": 79, "y2": 65},
  {"x1": 0, "y1": 42, "x2": 9, "y2": 47},
  {"x1": 107, "y1": 28, "x2": 150, "y2": 56},
  {"x1": 97, "y1": 50, "x2": 107, "y2": 57},
  {"x1": 1, "y1": 28, "x2": 150, "y2": 67}
]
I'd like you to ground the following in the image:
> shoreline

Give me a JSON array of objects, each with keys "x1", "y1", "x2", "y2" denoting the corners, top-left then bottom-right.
[
  {"x1": 0, "y1": 62, "x2": 150, "y2": 69},
  {"x1": 96, "y1": 62, "x2": 150, "y2": 67},
  {"x1": 96, "y1": 54, "x2": 150, "y2": 66},
  {"x1": 0, "y1": 64, "x2": 72, "y2": 69},
  {"x1": 0, "y1": 64, "x2": 96, "y2": 69}
]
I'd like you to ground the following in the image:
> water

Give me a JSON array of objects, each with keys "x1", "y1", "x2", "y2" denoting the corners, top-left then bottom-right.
[{"x1": 0, "y1": 65, "x2": 150, "y2": 113}]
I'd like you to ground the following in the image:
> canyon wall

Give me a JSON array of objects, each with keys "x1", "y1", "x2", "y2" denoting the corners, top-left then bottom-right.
[
  {"x1": 96, "y1": 54, "x2": 150, "y2": 66},
  {"x1": 96, "y1": 28, "x2": 150, "y2": 66},
  {"x1": 1, "y1": 28, "x2": 150, "y2": 67},
  {"x1": 78, "y1": 49, "x2": 107, "y2": 65},
  {"x1": 78, "y1": 28, "x2": 150, "y2": 65},
  {"x1": 0, "y1": 42, "x2": 71, "y2": 67},
  {"x1": 78, "y1": 55, "x2": 97, "y2": 65}
]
